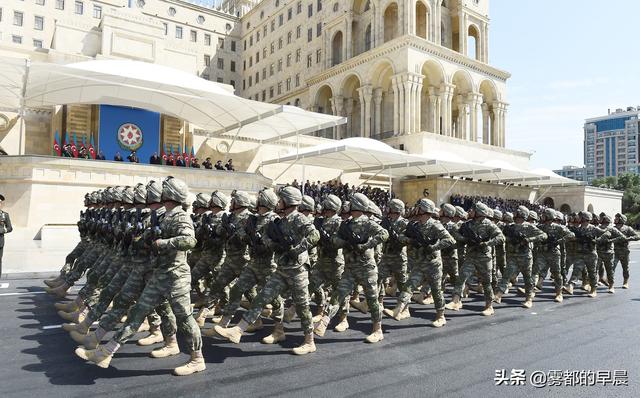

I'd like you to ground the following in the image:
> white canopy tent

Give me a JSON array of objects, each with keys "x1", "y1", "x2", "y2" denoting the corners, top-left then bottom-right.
[{"x1": 261, "y1": 137, "x2": 582, "y2": 188}]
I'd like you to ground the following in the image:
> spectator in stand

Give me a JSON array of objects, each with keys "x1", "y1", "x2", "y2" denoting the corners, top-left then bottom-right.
[
  {"x1": 225, "y1": 159, "x2": 235, "y2": 171},
  {"x1": 191, "y1": 158, "x2": 201, "y2": 168},
  {"x1": 78, "y1": 147, "x2": 89, "y2": 159},
  {"x1": 449, "y1": 194, "x2": 547, "y2": 215},
  {"x1": 62, "y1": 144, "x2": 73, "y2": 157},
  {"x1": 114, "y1": 152, "x2": 124, "y2": 161},
  {"x1": 168, "y1": 153, "x2": 175, "y2": 166},
  {"x1": 215, "y1": 160, "x2": 225, "y2": 170},
  {"x1": 96, "y1": 150, "x2": 106, "y2": 160},
  {"x1": 127, "y1": 151, "x2": 139, "y2": 163},
  {"x1": 202, "y1": 157, "x2": 213, "y2": 169},
  {"x1": 176, "y1": 155, "x2": 186, "y2": 167},
  {"x1": 149, "y1": 152, "x2": 162, "y2": 165}
]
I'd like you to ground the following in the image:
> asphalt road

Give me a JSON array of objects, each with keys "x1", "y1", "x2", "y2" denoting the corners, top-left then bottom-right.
[{"x1": 1, "y1": 250, "x2": 639, "y2": 398}]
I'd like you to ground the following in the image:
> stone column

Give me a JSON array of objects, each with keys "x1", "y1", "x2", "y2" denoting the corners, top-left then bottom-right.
[
  {"x1": 491, "y1": 102, "x2": 501, "y2": 147},
  {"x1": 331, "y1": 95, "x2": 344, "y2": 139},
  {"x1": 434, "y1": 3, "x2": 441, "y2": 45},
  {"x1": 498, "y1": 102, "x2": 507, "y2": 147},
  {"x1": 373, "y1": 88, "x2": 383, "y2": 138},
  {"x1": 456, "y1": 95, "x2": 469, "y2": 140},
  {"x1": 345, "y1": 98, "x2": 355, "y2": 138},
  {"x1": 428, "y1": 86, "x2": 439, "y2": 134},
  {"x1": 439, "y1": 83, "x2": 455, "y2": 136},
  {"x1": 481, "y1": 102, "x2": 490, "y2": 144},
  {"x1": 413, "y1": 74, "x2": 424, "y2": 134},
  {"x1": 459, "y1": 12, "x2": 467, "y2": 55},
  {"x1": 358, "y1": 85, "x2": 373, "y2": 138},
  {"x1": 392, "y1": 75, "x2": 402, "y2": 135},
  {"x1": 483, "y1": 22, "x2": 489, "y2": 63},
  {"x1": 345, "y1": 16, "x2": 353, "y2": 60},
  {"x1": 468, "y1": 92, "x2": 482, "y2": 142}
]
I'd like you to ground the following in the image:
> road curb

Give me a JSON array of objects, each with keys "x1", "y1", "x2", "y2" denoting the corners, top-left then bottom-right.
[{"x1": 1, "y1": 271, "x2": 59, "y2": 280}]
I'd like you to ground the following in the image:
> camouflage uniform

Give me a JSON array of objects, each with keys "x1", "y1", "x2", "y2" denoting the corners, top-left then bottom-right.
[
  {"x1": 308, "y1": 213, "x2": 345, "y2": 309},
  {"x1": 596, "y1": 217, "x2": 625, "y2": 287},
  {"x1": 190, "y1": 211, "x2": 226, "y2": 293},
  {"x1": 534, "y1": 215, "x2": 575, "y2": 292},
  {"x1": 567, "y1": 212, "x2": 611, "y2": 294},
  {"x1": 377, "y1": 215, "x2": 408, "y2": 300},
  {"x1": 614, "y1": 216, "x2": 639, "y2": 286}
]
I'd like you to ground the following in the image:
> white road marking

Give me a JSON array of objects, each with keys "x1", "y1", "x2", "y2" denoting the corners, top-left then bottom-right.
[
  {"x1": 0, "y1": 283, "x2": 9, "y2": 288},
  {"x1": 0, "y1": 291, "x2": 48, "y2": 297},
  {"x1": 43, "y1": 324, "x2": 62, "y2": 330},
  {"x1": 530, "y1": 312, "x2": 538, "y2": 315}
]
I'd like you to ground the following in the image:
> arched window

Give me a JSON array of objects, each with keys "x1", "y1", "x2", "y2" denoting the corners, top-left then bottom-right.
[
  {"x1": 332, "y1": 31, "x2": 343, "y2": 66},
  {"x1": 383, "y1": 3, "x2": 399, "y2": 43},
  {"x1": 364, "y1": 24, "x2": 372, "y2": 51}
]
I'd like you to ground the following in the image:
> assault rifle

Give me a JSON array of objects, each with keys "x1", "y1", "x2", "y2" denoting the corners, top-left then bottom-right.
[
  {"x1": 266, "y1": 218, "x2": 295, "y2": 259},
  {"x1": 571, "y1": 226, "x2": 596, "y2": 251},
  {"x1": 145, "y1": 209, "x2": 163, "y2": 252},
  {"x1": 503, "y1": 224, "x2": 528, "y2": 246},
  {"x1": 404, "y1": 221, "x2": 437, "y2": 248},
  {"x1": 313, "y1": 217, "x2": 332, "y2": 245},
  {"x1": 459, "y1": 221, "x2": 487, "y2": 246},
  {"x1": 337, "y1": 219, "x2": 368, "y2": 251},
  {"x1": 221, "y1": 213, "x2": 236, "y2": 237},
  {"x1": 245, "y1": 214, "x2": 264, "y2": 248},
  {"x1": 380, "y1": 217, "x2": 399, "y2": 242}
]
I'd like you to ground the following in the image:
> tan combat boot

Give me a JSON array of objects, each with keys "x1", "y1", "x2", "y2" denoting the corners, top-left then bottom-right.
[
  {"x1": 493, "y1": 290, "x2": 503, "y2": 304},
  {"x1": 137, "y1": 329, "x2": 164, "y2": 346},
  {"x1": 582, "y1": 283, "x2": 591, "y2": 292},
  {"x1": 350, "y1": 299, "x2": 369, "y2": 314},
  {"x1": 203, "y1": 316, "x2": 231, "y2": 338},
  {"x1": 622, "y1": 278, "x2": 629, "y2": 289},
  {"x1": 481, "y1": 301, "x2": 495, "y2": 316},
  {"x1": 75, "y1": 340, "x2": 119, "y2": 369},
  {"x1": 47, "y1": 282, "x2": 71, "y2": 298},
  {"x1": 54, "y1": 300, "x2": 79, "y2": 312},
  {"x1": 554, "y1": 288, "x2": 563, "y2": 303},
  {"x1": 137, "y1": 319, "x2": 151, "y2": 333},
  {"x1": 587, "y1": 287, "x2": 597, "y2": 298},
  {"x1": 564, "y1": 283, "x2": 574, "y2": 295},
  {"x1": 432, "y1": 310, "x2": 446, "y2": 328},
  {"x1": 150, "y1": 334, "x2": 180, "y2": 358},
  {"x1": 262, "y1": 322, "x2": 286, "y2": 344},
  {"x1": 608, "y1": 284, "x2": 615, "y2": 294},
  {"x1": 173, "y1": 350, "x2": 206, "y2": 376},
  {"x1": 334, "y1": 315, "x2": 349, "y2": 332},
  {"x1": 523, "y1": 298, "x2": 533, "y2": 309},
  {"x1": 283, "y1": 305, "x2": 297, "y2": 323},
  {"x1": 195, "y1": 307, "x2": 210, "y2": 328},
  {"x1": 292, "y1": 333, "x2": 316, "y2": 355},
  {"x1": 261, "y1": 305, "x2": 273, "y2": 318},
  {"x1": 535, "y1": 277, "x2": 544, "y2": 291},
  {"x1": 445, "y1": 295, "x2": 462, "y2": 311},
  {"x1": 313, "y1": 315, "x2": 330, "y2": 337},
  {"x1": 365, "y1": 322, "x2": 384, "y2": 343},
  {"x1": 245, "y1": 318, "x2": 264, "y2": 333},
  {"x1": 312, "y1": 305, "x2": 325, "y2": 323},
  {"x1": 44, "y1": 275, "x2": 63, "y2": 287},
  {"x1": 72, "y1": 330, "x2": 100, "y2": 349},
  {"x1": 66, "y1": 316, "x2": 92, "y2": 335},
  {"x1": 213, "y1": 319, "x2": 248, "y2": 344}
]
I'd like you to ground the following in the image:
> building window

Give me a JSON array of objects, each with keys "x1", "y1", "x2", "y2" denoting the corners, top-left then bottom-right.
[
  {"x1": 33, "y1": 39, "x2": 43, "y2": 48},
  {"x1": 197, "y1": 15, "x2": 205, "y2": 24},
  {"x1": 270, "y1": 43, "x2": 275, "y2": 54},
  {"x1": 262, "y1": 90, "x2": 266, "y2": 101},
  {"x1": 218, "y1": 58, "x2": 224, "y2": 70},
  {"x1": 249, "y1": 76, "x2": 252, "y2": 87},
  {"x1": 231, "y1": 61, "x2": 236, "y2": 72},
  {"x1": 255, "y1": 72, "x2": 259, "y2": 83},
  {"x1": 271, "y1": 20, "x2": 275, "y2": 32},
  {"x1": 278, "y1": 37, "x2": 283, "y2": 49},
  {"x1": 317, "y1": 23, "x2": 322, "y2": 37},
  {"x1": 277, "y1": 82, "x2": 282, "y2": 95},
  {"x1": 93, "y1": 5, "x2": 101, "y2": 19},
  {"x1": 256, "y1": 51, "x2": 260, "y2": 63},
  {"x1": 168, "y1": 7, "x2": 176, "y2": 16},
  {"x1": 288, "y1": 8, "x2": 293, "y2": 20},
  {"x1": 204, "y1": 34, "x2": 211, "y2": 46},
  {"x1": 204, "y1": 55, "x2": 210, "y2": 67},
  {"x1": 287, "y1": 32, "x2": 292, "y2": 44},
  {"x1": 230, "y1": 80, "x2": 236, "y2": 88},
  {"x1": 243, "y1": 80, "x2": 246, "y2": 90},
  {"x1": 308, "y1": 4, "x2": 313, "y2": 17},
  {"x1": 307, "y1": 54, "x2": 312, "y2": 67},
  {"x1": 175, "y1": 26, "x2": 183, "y2": 39},
  {"x1": 190, "y1": 30, "x2": 197, "y2": 42},
  {"x1": 14, "y1": 11, "x2": 23, "y2": 26},
  {"x1": 333, "y1": 2, "x2": 339, "y2": 12},
  {"x1": 263, "y1": 25, "x2": 267, "y2": 36},
  {"x1": 270, "y1": 64, "x2": 274, "y2": 76},
  {"x1": 316, "y1": 49, "x2": 321, "y2": 63},
  {"x1": 286, "y1": 53, "x2": 292, "y2": 67},
  {"x1": 279, "y1": 14, "x2": 283, "y2": 26},
  {"x1": 243, "y1": 61, "x2": 246, "y2": 71},
  {"x1": 256, "y1": 32, "x2": 260, "y2": 42},
  {"x1": 74, "y1": 1, "x2": 83, "y2": 15},
  {"x1": 244, "y1": 40, "x2": 247, "y2": 50},
  {"x1": 317, "y1": 0, "x2": 322, "y2": 11},
  {"x1": 286, "y1": 78, "x2": 291, "y2": 91},
  {"x1": 307, "y1": 28, "x2": 312, "y2": 42},
  {"x1": 296, "y1": 26, "x2": 302, "y2": 39},
  {"x1": 296, "y1": 49, "x2": 301, "y2": 62},
  {"x1": 203, "y1": 73, "x2": 210, "y2": 80},
  {"x1": 231, "y1": 41, "x2": 236, "y2": 51},
  {"x1": 262, "y1": 68, "x2": 266, "y2": 79},
  {"x1": 249, "y1": 35, "x2": 253, "y2": 46},
  {"x1": 217, "y1": 77, "x2": 224, "y2": 83},
  {"x1": 12, "y1": 35, "x2": 23, "y2": 44},
  {"x1": 55, "y1": 0, "x2": 64, "y2": 10},
  {"x1": 295, "y1": 73, "x2": 300, "y2": 87},
  {"x1": 270, "y1": 87, "x2": 274, "y2": 98},
  {"x1": 163, "y1": 23, "x2": 168, "y2": 36},
  {"x1": 137, "y1": 0, "x2": 145, "y2": 8},
  {"x1": 249, "y1": 57, "x2": 253, "y2": 67},
  {"x1": 263, "y1": 48, "x2": 267, "y2": 58},
  {"x1": 36, "y1": 0, "x2": 45, "y2": 5},
  {"x1": 297, "y1": 1, "x2": 302, "y2": 14},
  {"x1": 277, "y1": 59, "x2": 282, "y2": 71},
  {"x1": 34, "y1": 16, "x2": 44, "y2": 31}
]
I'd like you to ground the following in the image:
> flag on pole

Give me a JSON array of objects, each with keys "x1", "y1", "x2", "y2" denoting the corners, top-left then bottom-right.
[
  {"x1": 169, "y1": 143, "x2": 176, "y2": 166},
  {"x1": 161, "y1": 143, "x2": 168, "y2": 165},
  {"x1": 53, "y1": 131, "x2": 62, "y2": 156},
  {"x1": 64, "y1": 131, "x2": 70, "y2": 146},
  {"x1": 183, "y1": 145, "x2": 190, "y2": 167},
  {"x1": 88, "y1": 135, "x2": 97, "y2": 159},
  {"x1": 190, "y1": 146, "x2": 196, "y2": 165},
  {"x1": 71, "y1": 132, "x2": 79, "y2": 158}
]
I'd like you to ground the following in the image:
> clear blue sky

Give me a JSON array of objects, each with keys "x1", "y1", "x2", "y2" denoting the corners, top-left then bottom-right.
[{"x1": 490, "y1": 0, "x2": 640, "y2": 169}]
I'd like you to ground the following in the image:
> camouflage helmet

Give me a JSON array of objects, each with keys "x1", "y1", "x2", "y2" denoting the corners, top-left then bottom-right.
[
  {"x1": 133, "y1": 183, "x2": 147, "y2": 204},
  {"x1": 84, "y1": 193, "x2": 91, "y2": 206},
  {"x1": 257, "y1": 188, "x2": 278, "y2": 210},
  {"x1": 194, "y1": 193, "x2": 212, "y2": 209},
  {"x1": 493, "y1": 209, "x2": 503, "y2": 220},
  {"x1": 515, "y1": 205, "x2": 530, "y2": 220},
  {"x1": 388, "y1": 199, "x2": 405, "y2": 214},
  {"x1": 455, "y1": 206, "x2": 466, "y2": 219},
  {"x1": 528, "y1": 211, "x2": 539, "y2": 222},
  {"x1": 503, "y1": 212, "x2": 514, "y2": 223},
  {"x1": 162, "y1": 177, "x2": 189, "y2": 205},
  {"x1": 146, "y1": 180, "x2": 163, "y2": 204},
  {"x1": 341, "y1": 200, "x2": 351, "y2": 214},
  {"x1": 554, "y1": 210, "x2": 564, "y2": 221},
  {"x1": 111, "y1": 186, "x2": 124, "y2": 203},
  {"x1": 322, "y1": 194, "x2": 342, "y2": 212},
  {"x1": 441, "y1": 203, "x2": 456, "y2": 218},
  {"x1": 542, "y1": 208, "x2": 556, "y2": 221},
  {"x1": 473, "y1": 202, "x2": 492, "y2": 218},
  {"x1": 601, "y1": 214, "x2": 613, "y2": 224},
  {"x1": 416, "y1": 198, "x2": 437, "y2": 215},
  {"x1": 278, "y1": 186, "x2": 302, "y2": 207},
  {"x1": 249, "y1": 196, "x2": 257, "y2": 212},
  {"x1": 350, "y1": 193, "x2": 370, "y2": 212},
  {"x1": 618, "y1": 213, "x2": 628, "y2": 224},
  {"x1": 299, "y1": 195, "x2": 315, "y2": 212},
  {"x1": 121, "y1": 186, "x2": 135, "y2": 205},
  {"x1": 210, "y1": 190, "x2": 230, "y2": 209},
  {"x1": 367, "y1": 201, "x2": 382, "y2": 218},
  {"x1": 232, "y1": 191, "x2": 252, "y2": 208},
  {"x1": 579, "y1": 210, "x2": 592, "y2": 221},
  {"x1": 486, "y1": 208, "x2": 494, "y2": 219}
]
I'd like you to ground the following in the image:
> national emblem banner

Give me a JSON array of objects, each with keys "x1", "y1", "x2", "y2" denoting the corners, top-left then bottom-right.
[{"x1": 98, "y1": 105, "x2": 160, "y2": 163}]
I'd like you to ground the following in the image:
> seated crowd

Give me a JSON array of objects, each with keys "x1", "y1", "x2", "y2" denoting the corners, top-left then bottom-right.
[{"x1": 450, "y1": 194, "x2": 548, "y2": 214}]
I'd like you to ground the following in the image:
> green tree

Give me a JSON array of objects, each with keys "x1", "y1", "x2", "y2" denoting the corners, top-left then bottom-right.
[{"x1": 591, "y1": 173, "x2": 640, "y2": 222}]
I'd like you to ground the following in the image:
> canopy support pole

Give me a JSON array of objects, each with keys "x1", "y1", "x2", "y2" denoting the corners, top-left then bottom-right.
[
  {"x1": 358, "y1": 168, "x2": 384, "y2": 188},
  {"x1": 19, "y1": 59, "x2": 30, "y2": 155},
  {"x1": 441, "y1": 178, "x2": 460, "y2": 203},
  {"x1": 533, "y1": 185, "x2": 554, "y2": 204},
  {"x1": 273, "y1": 159, "x2": 299, "y2": 182}
]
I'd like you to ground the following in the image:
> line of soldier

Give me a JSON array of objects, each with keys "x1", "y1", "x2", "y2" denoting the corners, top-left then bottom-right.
[{"x1": 43, "y1": 180, "x2": 639, "y2": 376}]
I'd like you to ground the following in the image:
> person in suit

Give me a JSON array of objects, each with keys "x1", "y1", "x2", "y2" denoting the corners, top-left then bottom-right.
[
  {"x1": 176, "y1": 155, "x2": 186, "y2": 167},
  {"x1": 127, "y1": 151, "x2": 139, "y2": 163},
  {"x1": 215, "y1": 160, "x2": 224, "y2": 170},
  {"x1": 0, "y1": 194, "x2": 13, "y2": 278},
  {"x1": 225, "y1": 159, "x2": 235, "y2": 171},
  {"x1": 96, "y1": 150, "x2": 106, "y2": 160},
  {"x1": 114, "y1": 152, "x2": 124, "y2": 161},
  {"x1": 149, "y1": 152, "x2": 162, "y2": 165},
  {"x1": 191, "y1": 158, "x2": 201, "y2": 168},
  {"x1": 202, "y1": 157, "x2": 213, "y2": 169}
]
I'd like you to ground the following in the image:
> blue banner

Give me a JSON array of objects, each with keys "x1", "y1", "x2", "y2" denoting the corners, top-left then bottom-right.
[{"x1": 98, "y1": 105, "x2": 160, "y2": 163}]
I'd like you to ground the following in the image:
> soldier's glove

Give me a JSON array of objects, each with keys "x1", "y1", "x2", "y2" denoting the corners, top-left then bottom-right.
[
  {"x1": 424, "y1": 244, "x2": 438, "y2": 253},
  {"x1": 355, "y1": 243, "x2": 368, "y2": 253},
  {"x1": 153, "y1": 238, "x2": 169, "y2": 252}
]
